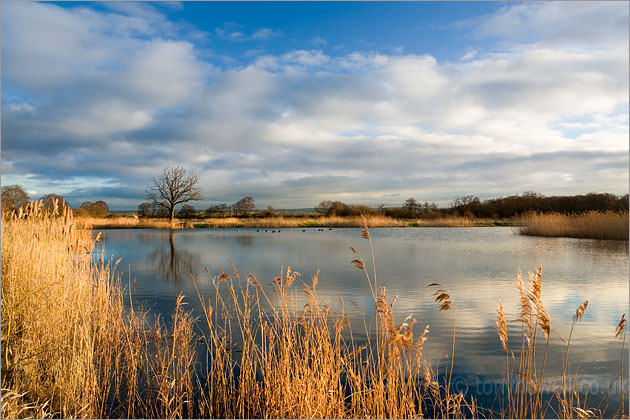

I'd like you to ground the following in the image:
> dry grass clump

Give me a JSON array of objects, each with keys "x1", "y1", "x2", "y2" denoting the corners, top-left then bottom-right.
[
  {"x1": 2, "y1": 201, "x2": 109, "y2": 417},
  {"x1": 75, "y1": 215, "x2": 407, "y2": 229},
  {"x1": 195, "y1": 215, "x2": 407, "y2": 228},
  {"x1": 75, "y1": 216, "x2": 187, "y2": 230},
  {"x1": 1, "y1": 201, "x2": 199, "y2": 418},
  {"x1": 414, "y1": 217, "x2": 474, "y2": 227},
  {"x1": 75, "y1": 214, "x2": 509, "y2": 229},
  {"x1": 519, "y1": 211, "x2": 628, "y2": 240}
]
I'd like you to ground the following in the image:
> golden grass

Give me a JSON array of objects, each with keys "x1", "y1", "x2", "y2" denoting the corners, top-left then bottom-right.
[
  {"x1": 1, "y1": 202, "x2": 199, "y2": 418},
  {"x1": 75, "y1": 215, "x2": 407, "y2": 229},
  {"x1": 74, "y1": 216, "x2": 183, "y2": 229},
  {"x1": 519, "y1": 211, "x2": 629, "y2": 240},
  {"x1": 2, "y1": 203, "x2": 626, "y2": 418},
  {"x1": 76, "y1": 214, "x2": 509, "y2": 229}
]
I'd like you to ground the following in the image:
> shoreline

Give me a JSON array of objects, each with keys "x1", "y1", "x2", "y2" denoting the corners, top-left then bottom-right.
[
  {"x1": 77, "y1": 215, "x2": 517, "y2": 230},
  {"x1": 78, "y1": 211, "x2": 628, "y2": 241}
]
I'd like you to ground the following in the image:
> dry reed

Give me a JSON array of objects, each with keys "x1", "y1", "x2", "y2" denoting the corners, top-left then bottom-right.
[
  {"x1": 519, "y1": 211, "x2": 628, "y2": 240},
  {"x1": 75, "y1": 214, "x2": 510, "y2": 230},
  {"x1": 494, "y1": 267, "x2": 628, "y2": 419}
]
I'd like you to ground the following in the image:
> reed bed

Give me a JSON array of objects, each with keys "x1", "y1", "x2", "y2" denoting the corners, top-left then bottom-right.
[
  {"x1": 206, "y1": 214, "x2": 408, "y2": 228},
  {"x1": 1, "y1": 205, "x2": 626, "y2": 418},
  {"x1": 76, "y1": 214, "x2": 508, "y2": 229},
  {"x1": 1, "y1": 202, "x2": 200, "y2": 418},
  {"x1": 75, "y1": 216, "x2": 182, "y2": 230},
  {"x1": 76, "y1": 215, "x2": 407, "y2": 229},
  {"x1": 519, "y1": 211, "x2": 628, "y2": 240}
]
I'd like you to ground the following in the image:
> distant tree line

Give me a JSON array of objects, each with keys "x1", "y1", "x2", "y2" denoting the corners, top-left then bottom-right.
[
  {"x1": 445, "y1": 192, "x2": 629, "y2": 218},
  {"x1": 314, "y1": 192, "x2": 628, "y2": 220},
  {"x1": 2, "y1": 182, "x2": 628, "y2": 221},
  {"x1": 311, "y1": 198, "x2": 441, "y2": 219}
]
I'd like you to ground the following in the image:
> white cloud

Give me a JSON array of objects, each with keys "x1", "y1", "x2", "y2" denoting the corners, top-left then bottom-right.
[
  {"x1": 475, "y1": 1, "x2": 629, "y2": 50},
  {"x1": 251, "y1": 27, "x2": 282, "y2": 40},
  {"x1": 58, "y1": 102, "x2": 152, "y2": 137},
  {"x1": 460, "y1": 50, "x2": 477, "y2": 61},
  {"x1": 311, "y1": 36, "x2": 327, "y2": 47},
  {"x1": 120, "y1": 40, "x2": 206, "y2": 107},
  {"x1": 216, "y1": 25, "x2": 282, "y2": 42}
]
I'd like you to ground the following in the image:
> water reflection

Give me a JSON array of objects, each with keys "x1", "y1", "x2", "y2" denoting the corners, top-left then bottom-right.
[{"x1": 148, "y1": 230, "x2": 201, "y2": 284}]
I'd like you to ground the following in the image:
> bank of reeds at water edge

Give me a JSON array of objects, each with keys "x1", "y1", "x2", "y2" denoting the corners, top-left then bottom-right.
[
  {"x1": 1, "y1": 201, "x2": 627, "y2": 418},
  {"x1": 74, "y1": 214, "x2": 497, "y2": 230},
  {"x1": 519, "y1": 211, "x2": 628, "y2": 240}
]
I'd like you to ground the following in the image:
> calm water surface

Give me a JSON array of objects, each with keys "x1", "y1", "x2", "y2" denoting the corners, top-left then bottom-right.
[{"x1": 98, "y1": 227, "x2": 628, "y2": 412}]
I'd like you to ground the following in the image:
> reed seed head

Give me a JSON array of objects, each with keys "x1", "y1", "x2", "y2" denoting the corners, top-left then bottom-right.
[
  {"x1": 616, "y1": 313, "x2": 626, "y2": 339},
  {"x1": 351, "y1": 259, "x2": 365, "y2": 270},
  {"x1": 537, "y1": 301, "x2": 551, "y2": 340},
  {"x1": 527, "y1": 265, "x2": 543, "y2": 306},
  {"x1": 573, "y1": 300, "x2": 588, "y2": 322},
  {"x1": 428, "y1": 283, "x2": 452, "y2": 312},
  {"x1": 515, "y1": 268, "x2": 533, "y2": 330},
  {"x1": 496, "y1": 300, "x2": 508, "y2": 352},
  {"x1": 218, "y1": 269, "x2": 230, "y2": 282}
]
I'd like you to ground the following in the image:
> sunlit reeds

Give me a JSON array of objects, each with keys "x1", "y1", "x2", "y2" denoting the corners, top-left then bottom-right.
[
  {"x1": 75, "y1": 214, "x2": 509, "y2": 229},
  {"x1": 75, "y1": 216, "x2": 180, "y2": 229},
  {"x1": 493, "y1": 267, "x2": 627, "y2": 418},
  {"x1": 519, "y1": 211, "x2": 628, "y2": 240},
  {"x1": 1, "y1": 201, "x2": 199, "y2": 418}
]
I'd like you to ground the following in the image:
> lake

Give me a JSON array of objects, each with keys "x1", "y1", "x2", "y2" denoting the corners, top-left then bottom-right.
[{"x1": 98, "y1": 227, "x2": 628, "y2": 414}]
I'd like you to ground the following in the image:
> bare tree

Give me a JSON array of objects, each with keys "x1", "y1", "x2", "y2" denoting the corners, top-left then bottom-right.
[
  {"x1": 76, "y1": 200, "x2": 109, "y2": 217},
  {"x1": 40, "y1": 193, "x2": 69, "y2": 215},
  {"x1": 1, "y1": 185, "x2": 29, "y2": 213},
  {"x1": 137, "y1": 202, "x2": 153, "y2": 218},
  {"x1": 177, "y1": 204, "x2": 197, "y2": 219},
  {"x1": 147, "y1": 166, "x2": 202, "y2": 223},
  {"x1": 234, "y1": 196, "x2": 255, "y2": 216},
  {"x1": 206, "y1": 203, "x2": 229, "y2": 217},
  {"x1": 403, "y1": 197, "x2": 421, "y2": 218},
  {"x1": 314, "y1": 200, "x2": 350, "y2": 216}
]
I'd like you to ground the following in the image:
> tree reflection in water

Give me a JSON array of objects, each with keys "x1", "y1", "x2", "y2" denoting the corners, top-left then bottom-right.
[{"x1": 149, "y1": 230, "x2": 200, "y2": 284}]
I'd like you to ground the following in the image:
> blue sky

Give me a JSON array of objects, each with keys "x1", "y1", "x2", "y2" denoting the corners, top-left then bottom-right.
[
  {"x1": 57, "y1": 2, "x2": 500, "y2": 62},
  {"x1": 2, "y1": 1, "x2": 628, "y2": 210}
]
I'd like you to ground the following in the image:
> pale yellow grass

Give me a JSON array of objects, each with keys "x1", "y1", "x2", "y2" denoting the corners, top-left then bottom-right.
[
  {"x1": 1, "y1": 202, "x2": 198, "y2": 418},
  {"x1": 519, "y1": 211, "x2": 628, "y2": 240},
  {"x1": 75, "y1": 216, "x2": 181, "y2": 229},
  {"x1": 204, "y1": 214, "x2": 407, "y2": 227},
  {"x1": 76, "y1": 214, "x2": 507, "y2": 229}
]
